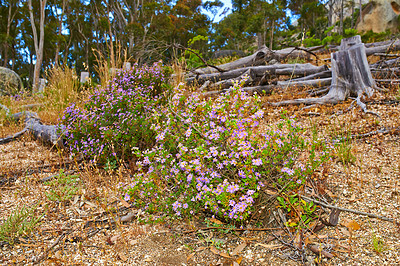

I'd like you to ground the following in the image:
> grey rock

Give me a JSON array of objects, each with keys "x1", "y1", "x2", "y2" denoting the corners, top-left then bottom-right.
[{"x1": 0, "y1": 67, "x2": 24, "y2": 96}]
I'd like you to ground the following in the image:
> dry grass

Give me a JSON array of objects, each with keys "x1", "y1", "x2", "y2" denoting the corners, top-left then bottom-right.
[{"x1": 93, "y1": 43, "x2": 131, "y2": 88}]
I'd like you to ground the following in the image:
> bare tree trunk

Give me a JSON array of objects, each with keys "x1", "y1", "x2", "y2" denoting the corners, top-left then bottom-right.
[
  {"x1": 359, "y1": 0, "x2": 363, "y2": 23},
  {"x1": 351, "y1": 0, "x2": 355, "y2": 29},
  {"x1": 257, "y1": 33, "x2": 263, "y2": 50},
  {"x1": 54, "y1": 0, "x2": 67, "y2": 67},
  {"x1": 269, "y1": 20, "x2": 274, "y2": 50},
  {"x1": 340, "y1": 0, "x2": 344, "y2": 35},
  {"x1": 29, "y1": 0, "x2": 47, "y2": 92}
]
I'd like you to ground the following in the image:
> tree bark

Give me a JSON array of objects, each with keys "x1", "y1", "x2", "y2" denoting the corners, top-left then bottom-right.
[
  {"x1": 3, "y1": 1, "x2": 20, "y2": 67},
  {"x1": 29, "y1": 0, "x2": 47, "y2": 92},
  {"x1": 188, "y1": 63, "x2": 326, "y2": 86}
]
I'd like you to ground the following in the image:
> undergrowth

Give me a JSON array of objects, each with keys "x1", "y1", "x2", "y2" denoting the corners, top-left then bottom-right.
[
  {"x1": 0, "y1": 205, "x2": 42, "y2": 245},
  {"x1": 44, "y1": 170, "x2": 81, "y2": 203}
]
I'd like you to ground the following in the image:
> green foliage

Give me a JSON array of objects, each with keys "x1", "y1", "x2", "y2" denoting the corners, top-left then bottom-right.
[
  {"x1": 303, "y1": 35, "x2": 322, "y2": 47},
  {"x1": 120, "y1": 81, "x2": 332, "y2": 223},
  {"x1": 44, "y1": 170, "x2": 81, "y2": 202},
  {"x1": 361, "y1": 30, "x2": 392, "y2": 43},
  {"x1": 183, "y1": 35, "x2": 209, "y2": 69},
  {"x1": 277, "y1": 194, "x2": 318, "y2": 228},
  {"x1": 371, "y1": 232, "x2": 386, "y2": 253},
  {"x1": 0, "y1": 205, "x2": 42, "y2": 245}
]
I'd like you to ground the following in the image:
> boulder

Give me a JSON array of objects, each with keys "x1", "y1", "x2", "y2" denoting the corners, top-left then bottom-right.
[
  {"x1": 357, "y1": 0, "x2": 400, "y2": 33},
  {"x1": 0, "y1": 67, "x2": 24, "y2": 96}
]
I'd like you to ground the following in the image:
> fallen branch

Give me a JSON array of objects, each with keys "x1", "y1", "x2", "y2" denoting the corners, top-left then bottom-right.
[
  {"x1": 174, "y1": 44, "x2": 225, "y2": 73},
  {"x1": 300, "y1": 195, "x2": 399, "y2": 225},
  {"x1": 32, "y1": 231, "x2": 70, "y2": 264},
  {"x1": 182, "y1": 226, "x2": 282, "y2": 234}
]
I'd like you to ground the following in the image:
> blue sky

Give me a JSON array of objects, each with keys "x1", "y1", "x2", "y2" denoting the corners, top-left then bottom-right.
[{"x1": 202, "y1": 0, "x2": 233, "y2": 22}]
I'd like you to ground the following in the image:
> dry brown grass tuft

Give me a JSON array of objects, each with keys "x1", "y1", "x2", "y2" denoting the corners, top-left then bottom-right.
[{"x1": 93, "y1": 43, "x2": 131, "y2": 88}]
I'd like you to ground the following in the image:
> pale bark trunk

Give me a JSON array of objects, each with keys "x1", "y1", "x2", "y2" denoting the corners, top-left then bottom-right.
[{"x1": 29, "y1": 0, "x2": 47, "y2": 92}]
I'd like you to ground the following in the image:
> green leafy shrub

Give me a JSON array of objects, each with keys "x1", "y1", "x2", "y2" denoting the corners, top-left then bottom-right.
[
  {"x1": 361, "y1": 30, "x2": 392, "y2": 43},
  {"x1": 303, "y1": 35, "x2": 322, "y2": 47},
  {"x1": 120, "y1": 81, "x2": 332, "y2": 223},
  {"x1": 60, "y1": 61, "x2": 167, "y2": 163}
]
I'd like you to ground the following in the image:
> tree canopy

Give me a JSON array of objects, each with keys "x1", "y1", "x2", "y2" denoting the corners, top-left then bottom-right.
[{"x1": 0, "y1": 0, "x2": 367, "y2": 88}]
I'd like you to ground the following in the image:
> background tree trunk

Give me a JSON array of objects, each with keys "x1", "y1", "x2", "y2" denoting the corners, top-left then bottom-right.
[{"x1": 29, "y1": 0, "x2": 47, "y2": 92}]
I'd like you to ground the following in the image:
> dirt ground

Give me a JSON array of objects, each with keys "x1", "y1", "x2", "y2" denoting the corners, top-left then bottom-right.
[{"x1": 1, "y1": 82, "x2": 400, "y2": 265}]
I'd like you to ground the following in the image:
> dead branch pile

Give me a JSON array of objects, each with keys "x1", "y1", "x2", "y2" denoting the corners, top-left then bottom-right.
[{"x1": 184, "y1": 37, "x2": 400, "y2": 112}]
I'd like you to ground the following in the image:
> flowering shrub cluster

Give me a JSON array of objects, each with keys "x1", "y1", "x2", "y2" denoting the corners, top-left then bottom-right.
[
  {"x1": 120, "y1": 81, "x2": 332, "y2": 223},
  {"x1": 60, "y1": 62, "x2": 166, "y2": 163}
]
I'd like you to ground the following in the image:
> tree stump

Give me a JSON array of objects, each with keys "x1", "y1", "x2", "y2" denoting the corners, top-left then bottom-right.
[{"x1": 272, "y1": 35, "x2": 379, "y2": 115}]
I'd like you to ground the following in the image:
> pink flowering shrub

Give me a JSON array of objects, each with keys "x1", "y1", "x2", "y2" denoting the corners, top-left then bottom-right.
[
  {"x1": 60, "y1": 62, "x2": 166, "y2": 163},
  {"x1": 120, "y1": 81, "x2": 332, "y2": 223}
]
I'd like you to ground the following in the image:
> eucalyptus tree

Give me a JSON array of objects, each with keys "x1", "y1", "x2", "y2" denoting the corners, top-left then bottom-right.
[{"x1": 0, "y1": 0, "x2": 22, "y2": 69}]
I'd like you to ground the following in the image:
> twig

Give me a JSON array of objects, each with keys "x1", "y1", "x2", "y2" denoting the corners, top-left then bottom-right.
[
  {"x1": 33, "y1": 231, "x2": 69, "y2": 264},
  {"x1": 300, "y1": 195, "x2": 399, "y2": 225},
  {"x1": 173, "y1": 44, "x2": 225, "y2": 73},
  {"x1": 0, "y1": 127, "x2": 28, "y2": 144},
  {"x1": 182, "y1": 226, "x2": 281, "y2": 234},
  {"x1": 351, "y1": 127, "x2": 399, "y2": 139}
]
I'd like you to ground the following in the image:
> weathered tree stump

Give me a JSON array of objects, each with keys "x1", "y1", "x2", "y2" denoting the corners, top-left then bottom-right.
[{"x1": 272, "y1": 35, "x2": 379, "y2": 115}]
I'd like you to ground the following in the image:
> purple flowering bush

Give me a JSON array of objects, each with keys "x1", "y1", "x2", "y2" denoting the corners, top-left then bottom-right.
[
  {"x1": 60, "y1": 62, "x2": 166, "y2": 163},
  {"x1": 120, "y1": 80, "x2": 332, "y2": 223}
]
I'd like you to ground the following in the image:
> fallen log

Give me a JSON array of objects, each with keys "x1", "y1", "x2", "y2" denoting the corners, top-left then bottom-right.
[
  {"x1": 275, "y1": 64, "x2": 327, "y2": 76},
  {"x1": 208, "y1": 69, "x2": 255, "y2": 90},
  {"x1": 0, "y1": 109, "x2": 64, "y2": 148},
  {"x1": 188, "y1": 64, "x2": 328, "y2": 86},
  {"x1": 277, "y1": 78, "x2": 332, "y2": 88},
  {"x1": 194, "y1": 46, "x2": 274, "y2": 75},
  {"x1": 370, "y1": 58, "x2": 400, "y2": 69},
  {"x1": 288, "y1": 70, "x2": 332, "y2": 82},
  {"x1": 365, "y1": 40, "x2": 400, "y2": 56}
]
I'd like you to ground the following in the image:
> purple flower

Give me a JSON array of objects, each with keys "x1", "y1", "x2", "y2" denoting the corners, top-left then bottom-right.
[
  {"x1": 252, "y1": 158, "x2": 263, "y2": 166},
  {"x1": 124, "y1": 193, "x2": 130, "y2": 201}
]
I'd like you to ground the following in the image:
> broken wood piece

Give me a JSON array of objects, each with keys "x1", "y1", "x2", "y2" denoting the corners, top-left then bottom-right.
[
  {"x1": 0, "y1": 110, "x2": 64, "y2": 148},
  {"x1": 288, "y1": 70, "x2": 332, "y2": 82},
  {"x1": 307, "y1": 244, "x2": 334, "y2": 259},
  {"x1": 208, "y1": 69, "x2": 255, "y2": 90},
  {"x1": 365, "y1": 39, "x2": 400, "y2": 56},
  {"x1": 300, "y1": 195, "x2": 399, "y2": 225}
]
